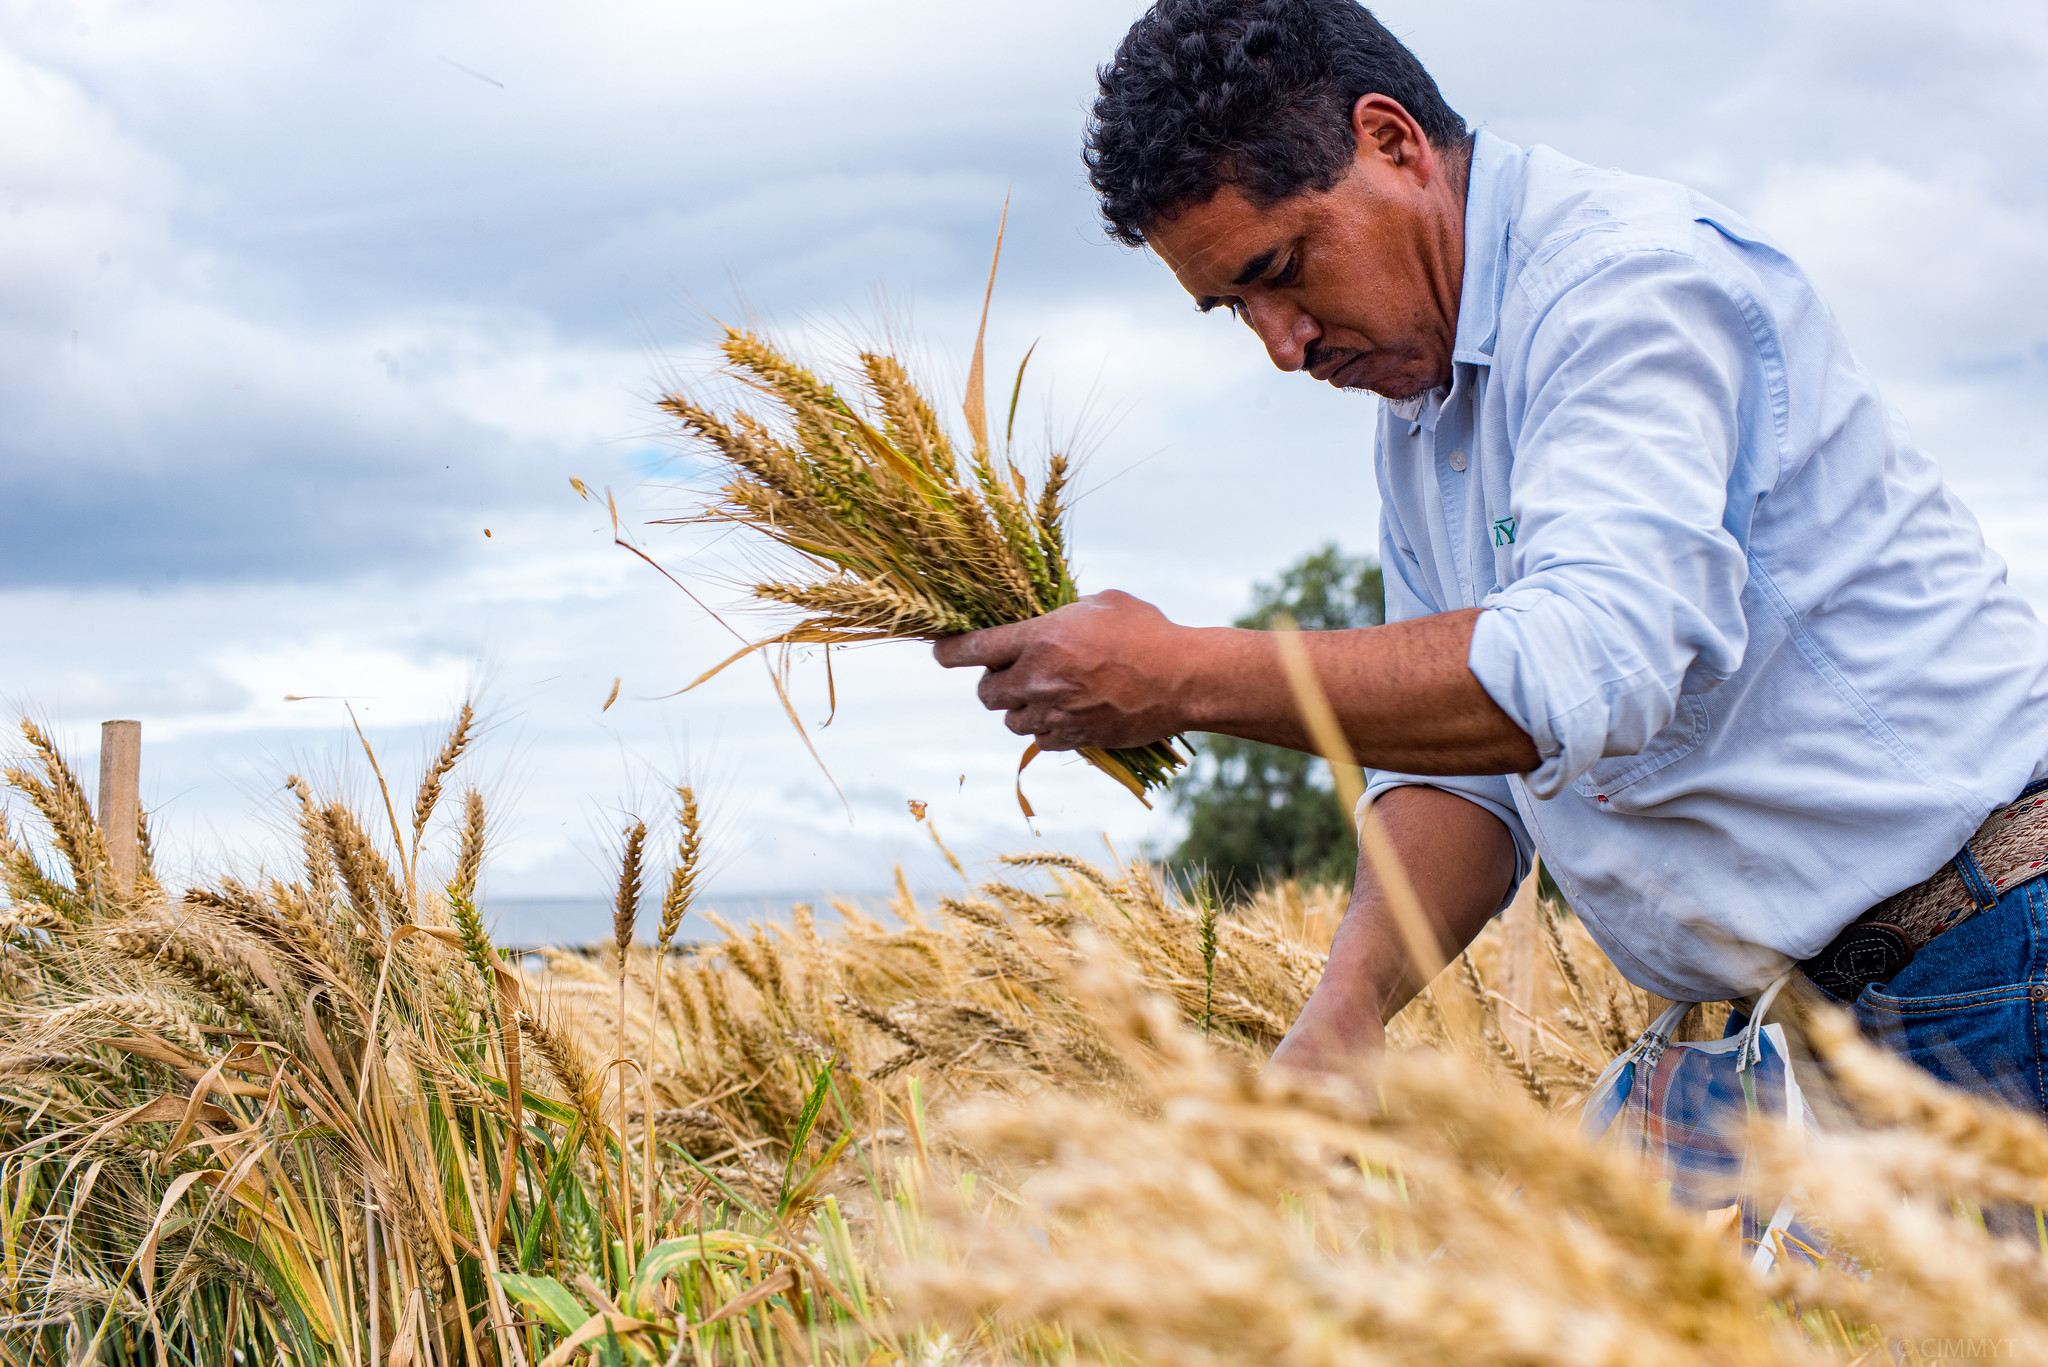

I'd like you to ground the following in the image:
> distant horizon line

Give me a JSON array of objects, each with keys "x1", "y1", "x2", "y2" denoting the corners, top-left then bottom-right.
[{"x1": 484, "y1": 887, "x2": 936, "y2": 904}]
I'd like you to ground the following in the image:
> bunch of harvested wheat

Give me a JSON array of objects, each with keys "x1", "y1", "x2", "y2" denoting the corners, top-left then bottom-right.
[{"x1": 654, "y1": 252, "x2": 1189, "y2": 806}]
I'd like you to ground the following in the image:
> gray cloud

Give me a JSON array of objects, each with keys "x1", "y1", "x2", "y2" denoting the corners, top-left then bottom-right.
[{"x1": 0, "y1": 2, "x2": 1149, "y2": 594}]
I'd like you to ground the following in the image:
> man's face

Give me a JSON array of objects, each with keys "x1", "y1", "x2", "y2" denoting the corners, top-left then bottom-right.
[{"x1": 1146, "y1": 104, "x2": 1465, "y2": 403}]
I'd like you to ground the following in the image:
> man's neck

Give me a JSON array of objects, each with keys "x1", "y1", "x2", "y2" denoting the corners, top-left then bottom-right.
[
  {"x1": 1418, "y1": 133, "x2": 1475, "y2": 390},
  {"x1": 1442, "y1": 132, "x2": 1477, "y2": 204}
]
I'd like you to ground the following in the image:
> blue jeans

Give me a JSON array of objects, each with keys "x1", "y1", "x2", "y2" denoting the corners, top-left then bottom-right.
[{"x1": 1851, "y1": 871, "x2": 2048, "y2": 1117}]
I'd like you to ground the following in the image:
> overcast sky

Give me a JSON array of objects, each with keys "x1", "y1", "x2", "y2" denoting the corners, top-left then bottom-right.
[{"x1": 6, "y1": 0, "x2": 2047, "y2": 942}]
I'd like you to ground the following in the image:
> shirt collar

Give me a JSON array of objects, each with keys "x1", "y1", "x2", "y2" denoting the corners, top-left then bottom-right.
[
  {"x1": 1450, "y1": 130, "x2": 1526, "y2": 367},
  {"x1": 1387, "y1": 387, "x2": 1446, "y2": 432}
]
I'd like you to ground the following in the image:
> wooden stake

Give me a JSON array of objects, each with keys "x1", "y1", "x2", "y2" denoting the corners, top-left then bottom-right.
[{"x1": 97, "y1": 719, "x2": 141, "y2": 893}]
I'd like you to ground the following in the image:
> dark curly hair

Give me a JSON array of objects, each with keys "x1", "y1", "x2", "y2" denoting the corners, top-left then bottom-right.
[{"x1": 1084, "y1": 0, "x2": 1467, "y2": 247}]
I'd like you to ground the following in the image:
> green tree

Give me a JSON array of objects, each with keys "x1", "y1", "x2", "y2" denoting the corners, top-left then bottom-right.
[{"x1": 1171, "y1": 544, "x2": 1385, "y2": 897}]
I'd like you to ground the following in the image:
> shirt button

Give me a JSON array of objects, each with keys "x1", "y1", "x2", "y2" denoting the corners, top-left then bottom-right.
[{"x1": 1447, "y1": 448, "x2": 1467, "y2": 472}]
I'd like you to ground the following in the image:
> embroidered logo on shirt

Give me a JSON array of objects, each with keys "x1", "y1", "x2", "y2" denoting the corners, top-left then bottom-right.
[{"x1": 1492, "y1": 517, "x2": 1518, "y2": 546}]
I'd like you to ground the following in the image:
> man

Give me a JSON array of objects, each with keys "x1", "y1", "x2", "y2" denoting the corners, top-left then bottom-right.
[{"x1": 935, "y1": 0, "x2": 2048, "y2": 1106}]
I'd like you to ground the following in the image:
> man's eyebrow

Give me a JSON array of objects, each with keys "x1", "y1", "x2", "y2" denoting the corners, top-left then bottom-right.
[{"x1": 1231, "y1": 248, "x2": 1279, "y2": 288}]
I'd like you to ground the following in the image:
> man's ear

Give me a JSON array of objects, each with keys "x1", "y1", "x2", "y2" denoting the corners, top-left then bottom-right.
[{"x1": 1350, "y1": 94, "x2": 1430, "y2": 179}]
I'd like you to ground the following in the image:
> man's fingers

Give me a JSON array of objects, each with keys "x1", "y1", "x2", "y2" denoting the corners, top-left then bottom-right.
[
  {"x1": 1004, "y1": 705, "x2": 1061, "y2": 737},
  {"x1": 977, "y1": 668, "x2": 1013, "y2": 711},
  {"x1": 1004, "y1": 708, "x2": 1079, "y2": 750},
  {"x1": 933, "y1": 620, "x2": 1031, "y2": 669},
  {"x1": 979, "y1": 665, "x2": 1073, "y2": 714}
]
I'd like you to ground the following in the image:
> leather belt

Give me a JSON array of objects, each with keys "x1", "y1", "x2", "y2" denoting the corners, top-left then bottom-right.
[{"x1": 1801, "y1": 780, "x2": 2048, "y2": 1002}]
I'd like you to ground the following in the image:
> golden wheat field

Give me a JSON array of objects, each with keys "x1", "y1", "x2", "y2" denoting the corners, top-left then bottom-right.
[{"x1": 4, "y1": 709, "x2": 2048, "y2": 1366}]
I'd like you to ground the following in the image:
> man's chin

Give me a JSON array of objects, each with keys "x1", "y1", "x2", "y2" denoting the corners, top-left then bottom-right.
[
  {"x1": 1321, "y1": 354, "x2": 1440, "y2": 400},
  {"x1": 1348, "y1": 370, "x2": 1446, "y2": 402}
]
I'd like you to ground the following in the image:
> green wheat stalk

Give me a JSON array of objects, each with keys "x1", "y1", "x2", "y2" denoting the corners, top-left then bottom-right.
[{"x1": 1197, "y1": 881, "x2": 1220, "y2": 1037}]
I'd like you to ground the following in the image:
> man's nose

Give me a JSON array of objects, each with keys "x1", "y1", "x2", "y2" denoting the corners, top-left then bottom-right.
[{"x1": 1242, "y1": 297, "x2": 1318, "y2": 372}]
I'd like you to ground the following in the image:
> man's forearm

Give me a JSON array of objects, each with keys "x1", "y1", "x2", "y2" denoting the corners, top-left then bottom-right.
[
  {"x1": 1179, "y1": 608, "x2": 1538, "y2": 775},
  {"x1": 929, "y1": 590, "x2": 1536, "y2": 774},
  {"x1": 1269, "y1": 785, "x2": 1517, "y2": 1072}
]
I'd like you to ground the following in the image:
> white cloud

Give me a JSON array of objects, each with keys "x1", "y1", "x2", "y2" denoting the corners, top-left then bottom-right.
[
  {"x1": 0, "y1": 44, "x2": 175, "y2": 324},
  {"x1": 1746, "y1": 159, "x2": 2048, "y2": 375}
]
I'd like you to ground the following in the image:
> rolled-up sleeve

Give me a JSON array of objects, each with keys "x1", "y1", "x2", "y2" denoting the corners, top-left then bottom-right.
[
  {"x1": 1470, "y1": 250, "x2": 1755, "y2": 799},
  {"x1": 1364, "y1": 501, "x2": 1536, "y2": 908}
]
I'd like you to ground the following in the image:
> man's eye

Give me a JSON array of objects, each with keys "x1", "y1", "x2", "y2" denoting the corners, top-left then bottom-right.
[
  {"x1": 1231, "y1": 302, "x2": 1249, "y2": 324},
  {"x1": 1273, "y1": 257, "x2": 1300, "y2": 287}
]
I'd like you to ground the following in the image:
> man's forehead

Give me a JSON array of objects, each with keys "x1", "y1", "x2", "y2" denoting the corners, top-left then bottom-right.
[{"x1": 1150, "y1": 195, "x2": 1286, "y2": 290}]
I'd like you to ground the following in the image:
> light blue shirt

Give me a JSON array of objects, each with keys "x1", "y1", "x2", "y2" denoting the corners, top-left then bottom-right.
[{"x1": 1365, "y1": 131, "x2": 2048, "y2": 1001}]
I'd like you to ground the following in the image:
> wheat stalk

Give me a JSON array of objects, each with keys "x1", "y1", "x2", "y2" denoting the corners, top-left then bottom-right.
[
  {"x1": 412, "y1": 704, "x2": 473, "y2": 848},
  {"x1": 641, "y1": 786, "x2": 703, "y2": 1247},
  {"x1": 611, "y1": 818, "x2": 646, "y2": 1254}
]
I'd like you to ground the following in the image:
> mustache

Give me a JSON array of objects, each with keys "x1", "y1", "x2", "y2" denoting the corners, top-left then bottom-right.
[{"x1": 1303, "y1": 341, "x2": 1365, "y2": 379}]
